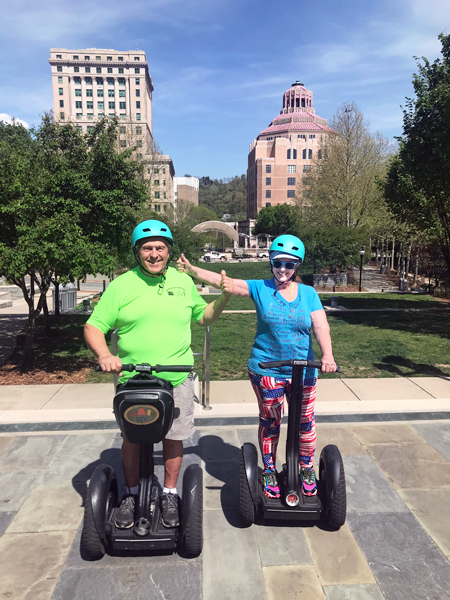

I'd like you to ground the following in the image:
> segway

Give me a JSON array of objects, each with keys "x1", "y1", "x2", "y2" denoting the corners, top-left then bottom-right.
[
  {"x1": 82, "y1": 363, "x2": 203, "y2": 559},
  {"x1": 239, "y1": 359, "x2": 346, "y2": 528}
]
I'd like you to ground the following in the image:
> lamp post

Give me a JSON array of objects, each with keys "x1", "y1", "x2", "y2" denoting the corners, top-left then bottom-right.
[{"x1": 359, "y1": 247, "x2": 365, "y2": 292}]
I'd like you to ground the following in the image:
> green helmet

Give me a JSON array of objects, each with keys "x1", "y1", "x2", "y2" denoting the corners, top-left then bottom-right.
[
  {"x1": 132, "y1": 220, "x2": 173, "y2": 249},
  {"x1": 269, "y1": 235, "x2": 305, "y2": 262}
]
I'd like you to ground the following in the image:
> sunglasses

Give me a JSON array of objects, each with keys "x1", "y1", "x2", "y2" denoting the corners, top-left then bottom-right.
[{"x1": 271, "y1": 260, "x2": 299, "y2": 270}]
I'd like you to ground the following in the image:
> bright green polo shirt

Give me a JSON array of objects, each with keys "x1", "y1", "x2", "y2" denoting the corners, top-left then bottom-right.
[{"x1": 87, "y1": 266, "x2": 207, "y2": 386}]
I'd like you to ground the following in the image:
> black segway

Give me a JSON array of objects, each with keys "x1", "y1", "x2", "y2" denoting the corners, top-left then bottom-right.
[
  {"x1": 239, "y1": 359, "x2": 346, "y2": 528},
  {"x1": 82, "y1": 363, "x2": 203, "y2": 559}
]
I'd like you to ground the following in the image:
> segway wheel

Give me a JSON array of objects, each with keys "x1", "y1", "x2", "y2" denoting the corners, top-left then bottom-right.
[
  {"x1": 239, "y1": 449, "x2": 255, "y2": 527},
  {"x1": 319, "y1": 444, "x2": 346, "y2": 529},
  {"x1": 183, "y1": 467, "x2": 203, "y2": 556},
  {"x1": 81, "y1": 466, "x2": 118, "y2": 560}
]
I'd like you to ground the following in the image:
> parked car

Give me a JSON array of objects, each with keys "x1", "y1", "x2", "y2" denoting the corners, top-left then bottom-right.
[
  {"x1": 202, "y1": 251, "x2": 227, "y2": 262},
  {"x1": 256, "y1": 251, "x2": 269, "y2": 258}
]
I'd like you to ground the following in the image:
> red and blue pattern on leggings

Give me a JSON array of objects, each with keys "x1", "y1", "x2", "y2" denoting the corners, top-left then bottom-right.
[{"x1": 248, "y1": 369, "x2": 317, "y2": 470}]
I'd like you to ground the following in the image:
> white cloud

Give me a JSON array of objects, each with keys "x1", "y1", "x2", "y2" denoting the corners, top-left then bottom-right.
[{"x1": 0, "y1": 113, "x2": 30, "y2": 128}]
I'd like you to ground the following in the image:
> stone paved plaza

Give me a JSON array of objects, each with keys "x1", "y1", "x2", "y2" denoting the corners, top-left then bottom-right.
[{"x1": 1, "y1": 421, "x2": 450, "y2": 600}]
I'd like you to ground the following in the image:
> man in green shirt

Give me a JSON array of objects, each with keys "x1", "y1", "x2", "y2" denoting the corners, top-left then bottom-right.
[{"x1": 85, "y1": 220, "x2": 232, "y2": 529}]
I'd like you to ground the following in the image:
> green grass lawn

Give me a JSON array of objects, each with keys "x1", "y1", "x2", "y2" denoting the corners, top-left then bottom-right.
[{"x1": 320, "y1": 292, "x2": 444, "y2": 309}]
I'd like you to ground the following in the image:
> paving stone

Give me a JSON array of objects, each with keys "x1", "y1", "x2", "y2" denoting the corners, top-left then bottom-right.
[
  {"x1": 344, "y1": 455, "x2": 407, "y2": 513},
  {"x1": 0, "y1": 511, "x2": 14, "y2": 536},
  {"x1": 203, "y1": 509, "x2": 265, "y2": 600},
  {"x1": 0, "y1": 384, "x2": 62, "y2": 410},
  {"x1": 0, "y1": 435, "x2": 15, "y2": 455},
  {"x1": 316, "y1": 425, "x2": 366, "y2": 456},
  {"x1": 255, "y1": 522, "x2": 312, "y2": 566},
  {"x1": 304, "y1": 523, "x2": 375, "y2": 585},
  {"x1": 0, "y1": 530, "x2": 74, "y2": 599},
  {"x1": 198, "y1": 428, "x2": 240, "y2": 461},
  {"x1": 0, "y1": 434, "x2": 66, "y2": 471},
  {"x1": 366, "y1": 441, "x2": 450, "y2": 489},
  {"x1": 347, "y1": 512, "x2": 450, "y2": 600},
  {"x1": 263, "y1": 565, "x2": 325, "y2": 600},
  {"x1": 397, "y1": 488, "x2": 450, "y2": 557},
  {"x1": 342, "y1": 378, "x2": 432, "y2": 401},
  {"x1": 413, "y1": 422, "x2": 450, "y2": 460},
  {"x1": 0, "y1": 470, "x2": 37, "y2": 511},
  {"x1": 8, "y1": 483, "x2": 83, "y2": 532},
  {"x1": 408, "y1": 376, "x2": 450, "y2": 398},
  {"x1": 52, "y1": 562, "x2": 201, "y2": 600},
  {"x1": 44, "y1": 383, "x2": 115, "y2": 409},
  {"x1": 349, "y1": 423, "x2": 425, "y2": 445},
  {"x1": 203, "y1": 459, "x2": 239, "y2": 510},
  {"x1": 323, "y1": 584, "x2": 385, "y2": 600}
]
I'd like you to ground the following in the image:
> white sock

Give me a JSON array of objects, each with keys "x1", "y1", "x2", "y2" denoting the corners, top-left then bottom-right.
[
  {"x1": 163, "y1": 487, "x2": 177, "y2": 495},
  {"x1": 129, "y1": 485, "x2": 139, "y2": 495}
]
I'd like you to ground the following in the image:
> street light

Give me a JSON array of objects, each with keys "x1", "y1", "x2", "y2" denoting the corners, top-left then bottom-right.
[{"x1": 359, "y1": 247, "x2": 365, "y2": 292}]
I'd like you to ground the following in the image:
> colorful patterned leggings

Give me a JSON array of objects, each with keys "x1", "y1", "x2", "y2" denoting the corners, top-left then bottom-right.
[{"x1": 248, "y1": 369, "x2": 317, "y2": 471}]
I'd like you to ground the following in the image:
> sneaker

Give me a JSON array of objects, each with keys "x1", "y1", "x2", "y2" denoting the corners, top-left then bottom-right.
[
  {"x1": 160, "y1": 492, "x2": 180, "y2": 528},
  {"x1": 114, "y1": 494, "x2": 136, "y2": 529},
  {"x1": 300, "y1": 467, "x2": 317, "y2": 496},
  {"x1": 262, "y1": 469, "x2": 280, "y2": 498}
]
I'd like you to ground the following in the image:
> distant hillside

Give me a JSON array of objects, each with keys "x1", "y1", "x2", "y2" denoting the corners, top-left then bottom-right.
[{"x1": 198, "y1": 175, "x2": 247, "y2": 221}]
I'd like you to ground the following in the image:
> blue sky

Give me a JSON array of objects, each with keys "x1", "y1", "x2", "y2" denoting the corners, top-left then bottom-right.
[{"x1": 0, "y1": 0, "x2": 448, "y2": 179}]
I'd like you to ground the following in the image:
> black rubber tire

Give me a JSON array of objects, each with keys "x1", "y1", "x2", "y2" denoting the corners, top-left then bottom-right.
[
  {"x1": 81, "y1": 476, "x2": 117, "y2": 560},
  {"x1": 320, "y1": 448, "x2": 346, "y2": 529},
  {"x1": 239, "y1": 449, "x2": 255, "y2": 527},
  {"x1": 184, "y1": 468, "x2": 203, "y2": 556}
]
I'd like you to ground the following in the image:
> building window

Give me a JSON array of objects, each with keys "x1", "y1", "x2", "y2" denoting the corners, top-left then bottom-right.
[
  {"x1": 154, "y1": 179, "x2": 160, "y2": 186},
  {"x1": 120, "y1": 140, "x2": 126, "y2": 147},
  {"x1": 60, "y1": 112, "x2": 64, "y2": 120},
  {"x1": 136, "y1": 89, "x2": 140, "y2": 97},
  {"x1": 86, "y1": 89, "x2": 93, "y2": 97},
  {"x1": 136, "y1": 101, "x2": 140, "y2": 108},
  {"x1": 107, "y1": 56, "x2": 112, "y2": 61},
  {"x1": 266, "y1": 165, "x2": 271, "y2": 173},
  {"x1": 308, "y1": 149, "x2": 312, "y2": 159},
  {"x1": 154, "y1": 168, "x2": 159, "y2": 174},
  {"x1": 85, "y1": 67, "x2": 91, "y2": 73},
  {"x1": 136, "y1": 113, "x2": 141, "y2": 120},
  {"x1": 118, "y1": 67, "x2": 124, "y2": 74},
  {"x1": 119, "y1": 126, "x2": 126, "y2": 133},
  {"x1": 73, "y1": 55, "x2": 79, "y2": 60},
  {"x1": 118, "y1": 56, "x2": 123, "y2": 61},
  {"x1": 155, "y1": 192, "x2": 160, "y2": 199},
  {"x1": 74, "y1": 77, "x2": 81, "y2": 84},
  {"x1": 96, "y1": 56, "x2": 101, "y2": 60},
  {"x1": 154, "y1": 204, "x2": 161, "y2": 212},
  {"x1": 58, "y1": 76, "x2": 62, "y2": 83},
  {"x1": 96, "y1": 67, "x2": 102, "y2": 73},
  {"x1": 98, "y1": 112, "x2": 104, "y2": 117},
  {"x1": 288, "y1": 165, "x2": 296, "y2": 173},
  {"x1": 309, "y1": 134, "x2": 315, "y2": 139},
  {"x1": 77, "y1": 126, "x2": 82, "y2": 132},
  {"x1": 98, "y1": 101, "x2": 104, "y2": 109},
  {"x1": 84, "y1": 55, "x2": 90, "y2": 60},
  {"x1": 134, "y1": 56, "x2": 140, "y2": 61},
  {"x1": 266, "y1": 190, "x2": 271, "y2": 199},
  {"x1": 76, "y1": 101, "x2": 82, "y2": 109},
  {"x1": 163, "y1": 180, "x2": 165, "y2": 186},
  {"x1": 287, "y1": 190, "x2": 295, "y2": 198},
  {"x1": 164, "y1": 193, "x2": 166, "y2": 199},
  {"x1": 303, "y1": 177, "x2": 312, "y2": 185},
  {"x1": 97, "y1": 89, "x2": 104, "y2": 97},
  {"x1": 119, "y1": 102, "x2": 126, "y2": 110},
  {"x1": 108, "y1": 101, "x2": 115, "y2": 109},
  {"x1": 162, "y1": 168, "x2": 165, "y2": 174},
  {"x1": 293, "y1": 149, "x2": 297, "y2": 159},
  {"x1": 303, "y1": 165, "x2": 311, "y2": 173},
  {"x1": 298, "y1": 134, "x2": 306, "y2": 139},
  {"x1": 136, "y1": 126, "x2": 142, "y2": 134},
  {"x1": 302, "y1": 149, "x2": 306, "y2": 160},
  {"x1": 135, "y1": 68, "x2": 140, "y2": 74},
  {"x1": 59, "y1": 100, "x2": 64, "y2": 107},
  {"x1": 135, "y1": 78, "x2": 140, "y2": 85},
  {"x1": 86, "y1": 101, "x2": 93, "y2": 109},
  {"x1": 107, "y1": 78, "x2": 114, "y2": 85},
  {"x1": 287, "y1": 149, "x2": 291, "y2": 159},
  {"x1": 108, "y1": 89, "x2": 115, "y2": 97},
  {"x1": 109, "y1": 113, "x2": 115, "y2": 117},
  {"x1": 287, "y1": 177, "x2": 296, "y2": 186},
  {"x1": 56, "y1": 54, "x2": 62, "y2": 59},
  {"x1": 119, "y1": 90, "x2": 125, "y2": 97},
  {"x1": 74, "y1": 66, "x2": 79, "y2": 72},
  {"x1": 57, "y1": 66, "x2": 62, "y2": 72},
  {"x1": 86, "y1": 126, "x2": 93, "y2": 133},
  {"x1": 266, "y1": 177, "x2": 271, "y2": 185},
  {"x1": 107, "y1": 67, "x2": 112, "y2": 73},
  {"x1": 119, "y1": 78, "x2": 125, "y2": 85},
  {"x1": 76, "y1": 113, "x2": 82, "y2": 117},
  {"x1": 318, "y1": 149, "x2": 322, "y2": 160},
  {"x1": 85, "y1": 77, "x2": 92, "y2": 85},
  {"x1": 136, "y1": 153, "x2": 142, "y2": 159},
  {"x1": 75, "y1": 89, "x2": 81, "y2": 96},
  {"x1": 96, "y1": 77, "x2": 103, "y2": 85},
  {"x1": 303, "y1": 190, "x2": 311, "y2": 198},
  {"x1": 87, "y1": 113, "x2": 93, "y2": 118},
  {"x1": 136, "y1": 140, "x2": 142, "y2": 147},
  {"x1": 265, "y1": 202, "x2": 271, "y2": 207}
]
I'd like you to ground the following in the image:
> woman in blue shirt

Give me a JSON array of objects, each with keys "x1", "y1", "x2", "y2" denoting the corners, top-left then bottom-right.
[{"x1": 178, "y1": 235, "x2": 337, "y2": 498}]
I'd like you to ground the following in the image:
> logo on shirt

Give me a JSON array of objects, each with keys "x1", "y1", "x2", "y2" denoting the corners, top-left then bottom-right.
[
  {"x1": 124, "y1": 405, "x2": 160, "y2": 425},
  {"x1": 167, "y1": 287, "x2": 186, "y2": 297}
]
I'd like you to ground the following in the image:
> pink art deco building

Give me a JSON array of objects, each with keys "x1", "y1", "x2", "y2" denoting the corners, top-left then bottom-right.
[{"x1": 247, "y1": 81, "x2": 334, "y2": 219}]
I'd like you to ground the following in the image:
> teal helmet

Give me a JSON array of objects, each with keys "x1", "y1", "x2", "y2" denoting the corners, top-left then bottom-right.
[
  {"x1": 132, "y1": 220, "x2": 173, "y2": 249},
  {"x1": 269, "y1": 235, "x2": 305, "y2": 262}
]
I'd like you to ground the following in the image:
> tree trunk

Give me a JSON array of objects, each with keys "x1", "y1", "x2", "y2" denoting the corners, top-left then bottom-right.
[
  {"x1": 20, "y1": 273, "x2": 35, "y2": 371},
  {"x1": 54, "y1": 273, "x2": 60, "y2": 317},
  {"x1": 413, "y1": 250, "x2": 419, "y2": 287},
  {"x1": 42, "y1": 296, "x2": 51, "y2": 332},
  {"x1": 391, "y1": 237, "x2": 395, "y2": 272}
]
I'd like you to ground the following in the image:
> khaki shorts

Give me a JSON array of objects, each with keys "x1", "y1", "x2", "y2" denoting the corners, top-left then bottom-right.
[{"x1": 165, "y1": 373, "x2": 195, "y2": 441}]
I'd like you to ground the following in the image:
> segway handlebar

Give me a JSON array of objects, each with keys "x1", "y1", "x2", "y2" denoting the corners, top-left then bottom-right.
[
  {"x1": 95, "y1": 363, "x2": 194, "y2": 373},
  {"x1": 258, "y1": 359, "x2": 341, "y2": 373}
]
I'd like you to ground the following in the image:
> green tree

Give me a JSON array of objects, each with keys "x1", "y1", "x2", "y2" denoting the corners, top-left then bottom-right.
[
  {"x1": 301, "y1": 226, "x2": 369, "y2": 272},
  {"x1": 252, "y1": 204, "x2": 301, "y2": 237},
  {"x1": 383, "y1": 34, "x2": 450, "y2": 273},
  {"x1": 198, "y1": 175, "x2": 247, "y2": 220}
]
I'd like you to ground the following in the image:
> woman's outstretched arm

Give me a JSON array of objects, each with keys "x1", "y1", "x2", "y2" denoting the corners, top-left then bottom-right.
[{"x1": 177, "y1": 253, "x2": 250, "y2": 297}]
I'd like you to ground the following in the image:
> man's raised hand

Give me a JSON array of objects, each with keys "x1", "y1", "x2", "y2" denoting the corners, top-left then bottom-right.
[
  {"x1": 177, "y1": 253, "x2": 192, "y2": 274},
  {"x1": 220, "y1": 270, "x2": 233, "y2": 295}
]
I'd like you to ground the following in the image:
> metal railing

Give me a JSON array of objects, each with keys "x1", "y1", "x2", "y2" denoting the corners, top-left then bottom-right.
[{"x1": 110, "y1": 326, "x2": 211, "y2": 410}]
